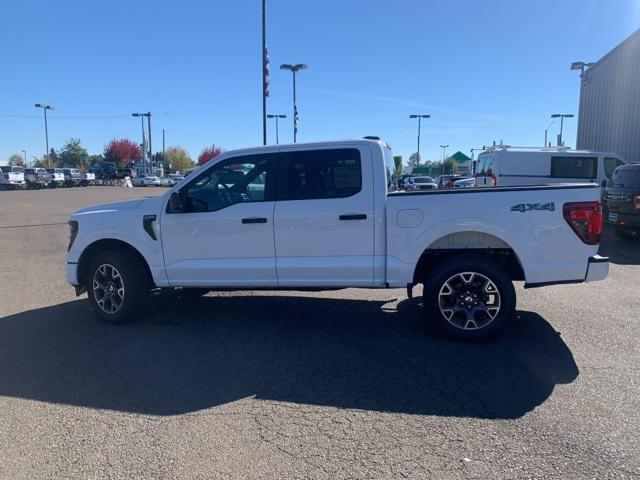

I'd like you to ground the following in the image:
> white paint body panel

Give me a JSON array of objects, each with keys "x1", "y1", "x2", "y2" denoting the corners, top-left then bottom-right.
[{"x1": 65, "y1": 139, "x2": 607, "y2": 295}]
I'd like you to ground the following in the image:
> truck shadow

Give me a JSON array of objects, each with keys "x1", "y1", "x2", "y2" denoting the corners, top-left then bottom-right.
[
  {"x1": 0, "y1": 294, "x2": 578, "y2": 419},
  {"x1": 599, "y1": 225, "x2": 640, "y2": 265}
]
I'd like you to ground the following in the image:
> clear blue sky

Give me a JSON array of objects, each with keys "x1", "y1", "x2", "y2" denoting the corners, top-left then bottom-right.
[{"x1": 1, "y1": 0, "x2": 639, "y2": 165}]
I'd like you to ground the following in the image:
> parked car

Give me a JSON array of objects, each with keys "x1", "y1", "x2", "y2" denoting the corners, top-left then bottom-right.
[
  {"x1": 24, "y1": 167, "x2": 52, "y2": 188},
  {"x1": 90, "y1": 162, "x2": 118, "y2": 181},
  {"x1": 46, "y1": 168, "x2": 66, "y2": 187},
  {"x1": 116, "y1": 167, "x2": 137, "y2": 179},
  {"x1": 62, "y1": 168, "x2": 82, "y2": 187},
  {"x1": 0, "y1": 165, "x2": 26, "y2": 190},
  {"x1": 80, "y1": 171, "x2": 96, "y2": 186},
  {"x1": 603, "y1": 163, "x2": 640, "y2": 240},
  {"x1": 132, "y1": 175, "x2": 161, "y2": 187},
  {"x1": 66, "y1": 138, "x2": 608, "y2": 341},
  {"x1": 407, "y1": 176, "x2": 438, "y2": 191},
  {"x1": 453, "y1": 177, "x2": 476, "y2": 188},
  {"x1": 475, "y1": 145, "x2": 626, "y2": 187},
  {"x1": 160, "y1": 174, "x2": 185, "y2": 187},
  {"x1": 436, "y1": 175, "x2": 465, "y2": 189}
]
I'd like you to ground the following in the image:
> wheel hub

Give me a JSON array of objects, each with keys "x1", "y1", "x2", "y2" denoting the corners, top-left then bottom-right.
[{"x1": 438, "y1": 271, "x2": 501, "y2": 331}]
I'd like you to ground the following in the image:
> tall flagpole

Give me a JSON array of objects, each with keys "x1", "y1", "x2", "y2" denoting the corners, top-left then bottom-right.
[{"x1": 261, "y1": 0, "x2": 267, "y2": 145}]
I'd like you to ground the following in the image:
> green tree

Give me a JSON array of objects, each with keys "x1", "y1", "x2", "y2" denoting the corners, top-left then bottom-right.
[
  {"x1": 164, "y1": 146, "x2": 193, "y2": 173},
  {"x1": 86, "y1": 154, "x2": 104, "y2": 166},
  {"x1": 443, "y1": 157, "x2": 456, "y2": 174},
  {"x1": 58, "y1": 138, "x2": 88, "y2": 167},
  {"x1": 8, "y1": 153, "x2": 25, "y2": 166},
  {"x1": 407, "y1": 152, "x2": 421, "y2": 171},
  {"x1": 393, "y1": 155, "x2": 403, "y2": 176}
]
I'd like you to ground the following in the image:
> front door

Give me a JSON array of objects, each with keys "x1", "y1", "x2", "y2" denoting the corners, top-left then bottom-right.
[
  {"x1": 161, "y1": 152, "x2": 279, "y2": 287},
  {"x1": 274, "y1": 146, "x2": 375, "y2": 287}
]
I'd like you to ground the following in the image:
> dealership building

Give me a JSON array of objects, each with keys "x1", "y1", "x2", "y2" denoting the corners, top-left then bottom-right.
[{"x1": 576, "y1": 28, "x2": 640, "y2": 163}]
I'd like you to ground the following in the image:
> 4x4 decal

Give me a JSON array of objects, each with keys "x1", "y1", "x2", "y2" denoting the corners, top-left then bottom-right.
[{"x1": 510, "y1": 203, "x2": 555, "y2": 213}]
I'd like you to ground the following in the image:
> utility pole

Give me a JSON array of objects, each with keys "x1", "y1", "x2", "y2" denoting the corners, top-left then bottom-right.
[
  {"x1": 162, "y1": 129, "x2": 166, "y2": 172},
  {"x1": 22, "y1": 150, "x2": 27, "y2": 167},
  {"x1": 409, "y1": 114, "x2": 430, "y2": 169},
  {"x1": 132, "y1": 113, "x2": 147, "y2": 174},
  {"x1": 34, "y1": 104, "x2": 53, "y2": 167},
  {"x1": 440, "y1": 144, "x2": 449, "y2": 175}
]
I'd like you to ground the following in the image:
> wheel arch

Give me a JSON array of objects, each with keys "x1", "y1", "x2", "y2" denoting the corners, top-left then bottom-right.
[
  {"x1": 77, "y1": 238, "x2": 154, "y2": 289},
  {"x1": 412, "y1": 231, "x2": 526, "y2": 284}
]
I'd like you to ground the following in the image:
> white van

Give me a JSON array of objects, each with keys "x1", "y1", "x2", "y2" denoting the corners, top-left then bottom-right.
[{"x1": 475, "y1": 146, "x2": 626, "y2": 188}]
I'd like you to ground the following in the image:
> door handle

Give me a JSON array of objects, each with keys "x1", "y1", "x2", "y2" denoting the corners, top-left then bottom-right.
[
  {"x1": 242, "y1": 217, "x2": 268, "y2": 224},
  {"x1": 339, "y1": 214, "x2": 367, "y2": 221}
]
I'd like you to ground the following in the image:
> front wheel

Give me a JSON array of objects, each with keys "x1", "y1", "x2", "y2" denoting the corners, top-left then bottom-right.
[
  {"x1": 423, "y1": 254, "x2": 516, "y2": 341},
  {"x1": 86, "y1": 249, "x2": 150, "y2": 324}
]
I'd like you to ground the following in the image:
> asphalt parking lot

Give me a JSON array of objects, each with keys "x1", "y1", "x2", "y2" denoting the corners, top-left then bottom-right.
[{"x1": 0, "y1": 187, "x2": 639, "y2": 479}]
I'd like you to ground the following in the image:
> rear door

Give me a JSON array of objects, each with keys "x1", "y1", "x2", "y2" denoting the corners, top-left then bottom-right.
[{"x1": 274, "y1": 145, "x2": 375, "y2": 287}]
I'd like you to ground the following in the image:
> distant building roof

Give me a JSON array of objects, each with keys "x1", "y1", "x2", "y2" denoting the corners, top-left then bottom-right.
[{"x1": 449, "y1": 151, "x2": 471, "y2": 163}]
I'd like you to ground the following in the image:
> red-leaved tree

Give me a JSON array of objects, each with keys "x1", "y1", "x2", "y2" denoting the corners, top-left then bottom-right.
[
  {"x1": 197, "y1": 145, "x2": 223, "y2": 166},
  {"x1": 104, "y1": 139, "x2": 142, "y2": 167}
]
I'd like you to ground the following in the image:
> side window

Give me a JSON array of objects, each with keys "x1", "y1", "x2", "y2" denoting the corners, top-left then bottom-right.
[
  {"x1": 550, "y1": 156, "x2": 597, "y2": 179},
  {"x1": 604, "y1": 157, "x2": 623, "y2": 180},
  {"x1": 183, "y1": 153, "x2": 277, "y2": 212},
  {"x1": 285, "y1": 148, "x2": 362, "y2": 200}
]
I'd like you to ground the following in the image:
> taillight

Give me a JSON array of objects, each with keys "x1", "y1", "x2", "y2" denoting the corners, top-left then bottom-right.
[
  {"x1": 563, "y1": 201, "x2": 603, "y2": 245},
  {"x1": 633, "y1": 194, "x2": 640, "y2": 210}
]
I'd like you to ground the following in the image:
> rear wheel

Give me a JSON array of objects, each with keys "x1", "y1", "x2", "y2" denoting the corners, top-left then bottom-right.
[
  {"x1": 423, "y1": 254, "x2": 516, "y2": 341},
  {"x1": 86, "y1": 249, "x2": 150, "y2": 324}
]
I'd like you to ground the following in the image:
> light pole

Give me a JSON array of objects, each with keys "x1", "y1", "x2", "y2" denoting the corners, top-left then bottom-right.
[
  {"x1": 145, "y1": 112, "x2": 152, "y2": 165},
  {"x1": 34, "y1": 103, "x2": 53, "y2": 167},
  {"x1": 570, "y1": 61, "x2": 592, "y2": 148},
  {"x1": 267, "y1": 114, "x2": 286, "y2": 144},
  {"x1": 409, "y1": 114, "x2": 430, "y2": 169},
  {"x1": 440, "y1": 144, "x2": 449, "y2": 175},
  {"x1": 22, "y1": 150, "x2": 27, "y2": 167},
  {"x1": 550, "y1": 113, "x2": 574, "y2": 146},
  {"x1": 132, "y1": 113, "x2": 146, "y2": 174},
  {"x1": 162, "y1": 129, "x2": 166, "y2": 171},
  {"x1": 280, "y1": 63, "x2": 307, "y2": 143},
  {"x1": 544, "y1": 121, "x2": 555, "y2": 147}
]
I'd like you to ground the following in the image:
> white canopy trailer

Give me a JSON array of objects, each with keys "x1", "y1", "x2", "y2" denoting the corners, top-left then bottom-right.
[{"x1": 475, "y1": 146, "x2": 626, "y2": 188}]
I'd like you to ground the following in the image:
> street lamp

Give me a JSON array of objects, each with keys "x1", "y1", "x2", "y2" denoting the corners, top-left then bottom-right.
[
  {"x1": 570, "y1": 61, "x2": 593, "y2": 75},
  {"x1": 544, "y1": 121, "x2": 555, "y2": 147},
  {"x1": 267, "y1": 114, "x2": 287, "y2": 144},
  {"x1": 22, "y1": 150, "x2": 27, "y2": 168},
  {"x1": 409, "y1": 114, "x2": 430, "y2": 168},
  {"x1": 440, "y1": 144, "x2": 449, "y2": 175},
  {"x1": 280, "y1": 63, "x2": 307, "y2": 143},
  {"x1": 550, "y1": 113, "x2": 574, "y2": 146},
  {"x1": 34, "y1": 103, "x2": 53, "y2": 167}
]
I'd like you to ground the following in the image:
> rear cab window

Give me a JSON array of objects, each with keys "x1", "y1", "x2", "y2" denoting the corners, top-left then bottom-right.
[{"x1": 282, "y1": 148, "x2": 362, "y2": 200}]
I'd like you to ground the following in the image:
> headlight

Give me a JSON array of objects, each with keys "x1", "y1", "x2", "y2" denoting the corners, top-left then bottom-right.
[{"x1": 68, "y1": 220, "x2": 79, "y2": 252}]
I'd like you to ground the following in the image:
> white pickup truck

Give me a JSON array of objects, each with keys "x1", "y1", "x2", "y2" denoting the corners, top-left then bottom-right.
[{"x1": 65, "y1": 138, "x2": 608, "y2": 340}]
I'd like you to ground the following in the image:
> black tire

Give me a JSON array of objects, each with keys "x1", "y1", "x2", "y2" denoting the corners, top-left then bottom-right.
[
  {"x1": 86, "y1": 249, "x2": 151, "y2": 324},
  {"x1": 423, "y1": 254, "x2": 516, "y2": 341},
  {"x1": 614, "y1": 227, "x2": 640, "y2": 241}
]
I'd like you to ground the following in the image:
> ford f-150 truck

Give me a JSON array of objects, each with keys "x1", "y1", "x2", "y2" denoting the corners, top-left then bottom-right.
[{"x1": 65, "y1": 138, "x2": 608, "y2": 340}]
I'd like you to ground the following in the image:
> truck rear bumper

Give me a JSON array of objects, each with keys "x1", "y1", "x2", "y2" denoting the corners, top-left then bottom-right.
[{"x1": 585, "y1": 255, "x2": 609, "y2": 282}]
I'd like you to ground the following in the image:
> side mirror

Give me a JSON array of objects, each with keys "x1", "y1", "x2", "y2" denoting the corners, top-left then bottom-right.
[{"x1": 169, "y1": 191, "x2": 185, "y2": 213}]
